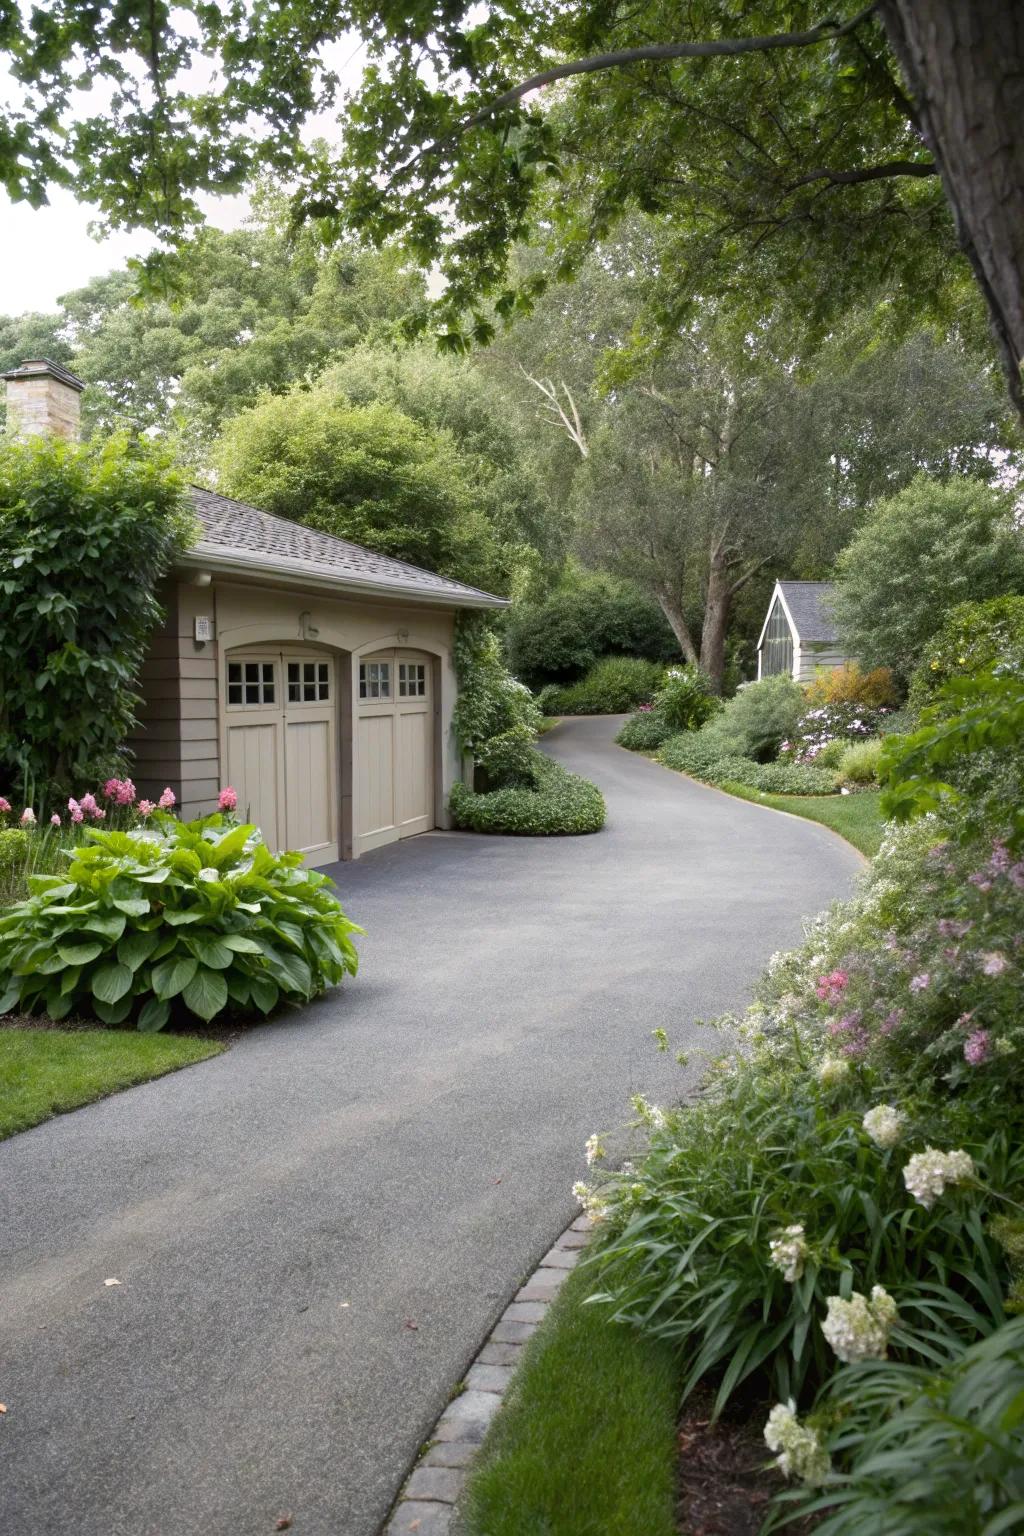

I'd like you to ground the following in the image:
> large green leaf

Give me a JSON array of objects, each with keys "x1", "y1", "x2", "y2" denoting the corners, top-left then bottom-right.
[
  {"x1": 182, "y1": 966, "x2": 228, "y2": 1022},
  {"x1": 93, "y1": 994, "x2": 133, "y2": 1025},
  {"x1": 185, "y1": 935, "x2": 234, "y2": 970},
  {"x1": 0, "y1": 982, "x2": 21, "y2": 1014},
  {"x1": 271, "y1": 948, "x2": 312, "y2": 997},
  {"x1": 57, "y1": 940, "x2": 104, "y2": 965},
  {"x1": 137, "y1": 995, "x2": 171, "y2": 1033},
  {"x1": 81, "y1": 912, "x2": 127, "y2": 941},
  {"x1": 117, "y1": 929, "x2": 161, "y2": 971},
  {"x1": 112, "y1": 895, "x2": 152, "y2": 917},
  {"x1": 163, "y1": 909, "x2": 205, "y2": 926},
  {"x1": 249, "y1": 975, "x2": 279, "y2": 1015},
  {"x1": 151, "y1": 954, "x2": 198, "y2": 1000},
  {"x1": 91, "y1": 962, "x2": 133, "y2": 1005},
  {"x1": 220, "y1": 933, "x2": 263, "y2": 955}
]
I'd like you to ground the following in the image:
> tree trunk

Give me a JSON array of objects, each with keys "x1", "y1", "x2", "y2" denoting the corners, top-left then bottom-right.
[
  {"x1": 655, "y1": 589, "x2": 699, "y2": 666},
  {"x1": 881, "y1": 0, "x2": 1024, "y2": 420},
  {"x1": 698, "y1": 557, "x2": 731, "y2": 695}
]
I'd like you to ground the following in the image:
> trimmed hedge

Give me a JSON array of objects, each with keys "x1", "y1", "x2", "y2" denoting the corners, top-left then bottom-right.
[
  {"x1": 615, "y1": 712, "x2": 675, "y2": 751},
  {"x1": 450, "y1": 753, "x2": 606, "y2": 835},
  {"x1": 539, "y1": 656, "x2": 664, "y2": 716},
  {"x1": 660, "y1": 731, "x2": 838, "y2": 795}
]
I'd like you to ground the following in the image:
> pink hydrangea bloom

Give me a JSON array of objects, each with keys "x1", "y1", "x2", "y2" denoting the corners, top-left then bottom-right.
[
  {"x1": 138, "y1": 800, "x2": 156, "y2": 817},
  {"x1": 981, "y1": 952, "x2": 1009, "y2": 977},
  {"x1": 218, "y1": 786, "x2": 238, "y2": 812},
  {"x1": 0, "y1": 796, "x2": 10, "y2": 814},
  {"x1": 964, "y1": 1030, "x2": 991, "y2": 1066},
  {"x1": 79, "y1": 792, "x2": 99, "y2": 818},
  {"x1": 103, "y1": 777, "x2": 137, "y2": 806},
  {"x1": 158, "y1": 787, "x2": 176, "y2": 810}
]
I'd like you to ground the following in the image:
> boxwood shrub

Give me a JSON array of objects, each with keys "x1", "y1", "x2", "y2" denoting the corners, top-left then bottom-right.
[
  {"x1": 615, "y1": 712, "x2": 675, "y2": 752},
  {"x1": 661, "y1": 731, "x2": 838, "y2": 795},
  {"x1": 0, "y1": 816, "x2": 361, "y2": 1029},
  {"x1": 539, "y1": 656, "x2": 665, "y2": 716},
  {"x1": 450, "y1": 752, "x2": 606, "y2": 835}
]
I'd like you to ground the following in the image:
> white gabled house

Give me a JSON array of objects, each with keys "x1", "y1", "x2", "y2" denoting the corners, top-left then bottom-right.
[{"x1": 756, "y1": 580, "x2": 850, "y2": 683}]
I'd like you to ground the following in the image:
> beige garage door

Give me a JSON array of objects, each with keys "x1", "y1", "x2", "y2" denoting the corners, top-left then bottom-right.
[
  {"x1": 355, "y1": 650, "x2": 435, "y2": 856},
  {"x1": 223, "y1": 650, "x2": 338, "y2": 866}
]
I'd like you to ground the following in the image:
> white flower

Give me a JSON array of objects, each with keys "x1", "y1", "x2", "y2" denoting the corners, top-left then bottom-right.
[
  {"x1": 571, "y1": 1180, "x2": 590, "y2": 1206},
  {"x1": 631, "y1": 1093, "x2": 668, "y2": 1130},
  {"x1": 571, "y1": 1180, "x2": 608, "y2": 1223},
  {"x1": 822, "y1": 1286, "x2": 898, "y2": 1363},
  {"x1": 902, "y1": 1147, "x2": 976, "y2": 1209},
  {"x1": 816, "y1": 1057, "x2": 851, "y2": 1088},
  {"x1": 20, "y1": 807, "x2": 35, "y2": 825},
  {"x1": 584, "y1": 1133, "x2": 606, "y2": 1167},
  {"x1": 763, "y1": 1402, "x2": 830, "y2": 1486},
  {"x1": 862, "y1": 1104, "x2": 905, "y2": 1150},
  {"x1": 769, "y1": 1224, "x2": 809, "y2": 1283}
]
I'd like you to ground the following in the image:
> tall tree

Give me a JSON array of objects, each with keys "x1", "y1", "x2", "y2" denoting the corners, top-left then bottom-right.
[{"x1": 3, "y1": 4, "x2": 1021, "y2": 414}]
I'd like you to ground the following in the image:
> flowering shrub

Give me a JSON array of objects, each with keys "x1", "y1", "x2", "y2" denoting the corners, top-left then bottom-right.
[
  {"x1": 575, "y1": 772, "x2": 1024, "y2": 1523},
  {"x1": 652, "y1": 665, "x2": 719, "y2": 732},
  {"x1": 659, "y1": 730, "x2": 837, "y2": 795},
  {"x1": 779, "y1": 701, "x2": 888, "y2": 765},
  {"x1": 0, "y1": 813, "x2": 360, "y2": 1028}
]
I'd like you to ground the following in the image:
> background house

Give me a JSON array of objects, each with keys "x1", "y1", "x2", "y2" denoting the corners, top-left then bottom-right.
[
  {"x1": 2, "y1": 359, "x2": 506, "y2": 864},
  {"x1": 756, "y1": 580, "x2": 849, "y2": 683}
]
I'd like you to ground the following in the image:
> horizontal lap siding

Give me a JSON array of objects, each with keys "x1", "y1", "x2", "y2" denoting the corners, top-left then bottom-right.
[{"x1": 126, "y1": 582, "x2": 221, "y2": 817}]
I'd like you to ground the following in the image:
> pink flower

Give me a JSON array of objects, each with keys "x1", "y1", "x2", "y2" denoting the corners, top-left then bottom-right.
[
  {"x1": 158, "y1": 787, "x2": 176, "y2": 810},
  {"x1": 964, "y1": 1030, "x2": 991, "y2": 1066},
  {"x1": 20, "y1": 807, "x2": 35, "y2": 825},
  {"x1": 67, "y1": 798, "x2": 84, "y2": 825},
  {"x1": 968, "y1": 873, "x2": 993, "y2": 892},
  {"x1": 981, "y1": 951, "x2": 1009, "y2": 977},
  {"x1": 1009, "y1": 863, "x2": 1024, "y2": 890},
  {"x1": 816, "y1": 969, "x2": 849, "y2": 1004},
  {"x1": 138, "y1": 799, "x2": 156, "y2": 817},
  {"x1": 937, "y1": 919, "x2": 971, "y2": 939},
  {"x1": 0, "y1": 796, "x2": 10, "y2": 814},
  {"x1": 103, "y1": 778, "x2": 120, "y2": 800},
  {"x1": 909, "y1": 973, "x2": 931, "y2": 993},
  {"x1": 103, "y1": 777, "x2": 137, "y2": 806},
  {"x1": 218, "y1": 786, "x2": 238, "y2": 812},
  {"x1": 79, "y1": 792, "x2": 99, "y2": 818},
  {"x1": 880, "y1": 1008, "x2": 904, "y2": 1036},
  {"x1": 50, "y1": 813, "x2": 61, "y2": 827}
]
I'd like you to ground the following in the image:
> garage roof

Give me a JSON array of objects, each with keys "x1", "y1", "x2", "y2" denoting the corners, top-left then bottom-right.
[{"x1": 183, "y1": 486, "x2": 508, "y2": 609}]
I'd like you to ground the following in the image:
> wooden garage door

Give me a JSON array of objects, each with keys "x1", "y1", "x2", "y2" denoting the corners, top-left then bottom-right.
[
  {"x1": 354, "y1": 650, "x2": 435, "y2": 856},
  {"x1": 224, "y1": 650, "x2": 338, "y2": 866}
]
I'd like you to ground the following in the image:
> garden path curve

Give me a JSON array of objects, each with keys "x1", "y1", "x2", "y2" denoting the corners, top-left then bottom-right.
[{"x1": 0, "y1": 716, "x2": 861, "y2": 1536}]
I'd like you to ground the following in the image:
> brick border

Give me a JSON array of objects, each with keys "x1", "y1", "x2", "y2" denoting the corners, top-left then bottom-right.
[{"x1": 382, "y1": 1215, "x2": 593, "y2": 1536}]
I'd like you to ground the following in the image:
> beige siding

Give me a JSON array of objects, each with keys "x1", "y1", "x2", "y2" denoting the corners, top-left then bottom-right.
[
  {"x1": 128, "y1": 586, "x2": 182, "y2": 800},
  {"x1": 796, "y1": 645, "x2": 851, "y2": 684}
]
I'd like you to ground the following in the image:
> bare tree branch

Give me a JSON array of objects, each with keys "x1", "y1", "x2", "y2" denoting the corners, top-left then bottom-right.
[
  {"x1": 518, "y1": 366, "x2": 590, "y2": 456},
  {"x1": 784, "y1": 157, "x2": 936, "y2": 191}
]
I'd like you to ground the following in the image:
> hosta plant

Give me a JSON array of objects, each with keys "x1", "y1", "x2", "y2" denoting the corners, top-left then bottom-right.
[{"x1": 0, "y1": 815, "x2": 360, "y2": 1029}]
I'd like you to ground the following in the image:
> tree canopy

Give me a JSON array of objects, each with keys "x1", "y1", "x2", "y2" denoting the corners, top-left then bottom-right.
[{"x1": 3, "y1": 4, "x2": 1022, "y2": 415}]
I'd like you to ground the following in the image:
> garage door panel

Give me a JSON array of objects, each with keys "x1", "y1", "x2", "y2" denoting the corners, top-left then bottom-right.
[
  {"x1": 226, "y1": 721, "x2": 280, "y2": 850},
  {"x1": 285, "y1": 718, "x2": 334, "y2": 858},
  {"x1": 355, "y1": 712, "x2": 395, "y2": 840},
  {"x1": 396, "y1": 708, "x2": 432, "y2": 834}
]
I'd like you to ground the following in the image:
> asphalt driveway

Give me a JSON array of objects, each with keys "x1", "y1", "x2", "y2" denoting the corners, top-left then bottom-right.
[{"x1": 0, "y1": 717, "x2": 861, "y2": 1536}]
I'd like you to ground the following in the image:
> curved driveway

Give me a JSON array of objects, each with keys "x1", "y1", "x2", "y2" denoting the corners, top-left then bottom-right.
[{"x1": 1, "y1": 717, "x2": 861, "y2": 1536}]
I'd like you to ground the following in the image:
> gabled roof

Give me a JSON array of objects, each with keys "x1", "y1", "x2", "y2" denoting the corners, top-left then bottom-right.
[
  {"x1": 182, "y1": 486, "x2": 507, "y2": 609},
  {"x1": 757, "y1": 580, "x2": 838, "y2": 650}
]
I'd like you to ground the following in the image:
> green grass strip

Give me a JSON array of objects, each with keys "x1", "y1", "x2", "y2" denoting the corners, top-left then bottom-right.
[
  {"x1": 459, "y1": 1264, "x2": 681, "y2": 1536},
  {"x1": 718, "y1": 783, "x2": 885, "y2": 857},
  {"x1": 0, "y1": 1027, "x2": 224, "y2": 1139}
]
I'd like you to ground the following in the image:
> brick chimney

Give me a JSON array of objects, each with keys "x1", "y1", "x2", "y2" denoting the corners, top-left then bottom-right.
[{"x1": 2, "y1": 358, "x2": 85, "y2": 442}]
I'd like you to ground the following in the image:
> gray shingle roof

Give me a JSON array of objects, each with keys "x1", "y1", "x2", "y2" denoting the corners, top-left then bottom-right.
[
  {"x1": 777, "y1": 582, "x2": 838, "y2": 645},
  {"x1": 185, "y1": 486, "x2": 506, "y2": 608}
]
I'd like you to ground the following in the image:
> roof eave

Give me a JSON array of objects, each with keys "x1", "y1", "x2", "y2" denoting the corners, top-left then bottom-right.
[{"x1": 176, "y1": 545, "x2": 509, "y2": 610}]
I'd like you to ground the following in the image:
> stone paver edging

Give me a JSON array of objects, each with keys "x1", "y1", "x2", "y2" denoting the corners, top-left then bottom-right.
[{"x1": 383, "y1": 1215, "x2": 592, "y2": 1535}]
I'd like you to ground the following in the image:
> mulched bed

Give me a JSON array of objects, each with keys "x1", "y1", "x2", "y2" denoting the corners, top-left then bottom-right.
[{"x1": 677, "y1": 1389, "x2": 817, "y2": 1536}]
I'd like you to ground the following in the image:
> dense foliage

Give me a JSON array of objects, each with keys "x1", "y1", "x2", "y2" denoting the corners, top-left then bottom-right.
[
  {"x1": 0, "y1": 434, "x2": 193, "y2": 800},
  {"x1": 660, "y1": 732, "x2": 837, "y2": 797},
  {"x1": 578, "y1": 626, "x2": 1024, "y2": 1531},
  {"x1": 615, "y1": 712, "x2": 675, "y2": 753},
  {"x1": 832, "y1": 476, "x2": 1024, "y2": 680},
  {"x1": 451, "y1": 614, "x2": 541, "y2": 756},
  {"x1": 0, "y1": 815, "x2": 360, "y2": 1029},
  {"x1": 615, "y1": 665, "x2": 719, "y2": 750},
  {"x1": 699, "y1": 675, "x2": 805, "y2": 763},
  {"x1": 450, "y1": 752, "x2": 605, "y2": 837},
  {"x1": 504, "y1": 571, "x2": 677, "y2": 688},
  {"x1": 910, "y1": 596, "x2": 1024, "y2": 706},
  {"x1": 539, "y1": 657, "x2": 664, "y2": 716}
]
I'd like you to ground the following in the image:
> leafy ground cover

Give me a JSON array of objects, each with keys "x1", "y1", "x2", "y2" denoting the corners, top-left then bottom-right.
[
  {"x1": 719, "y1": 786, "x2": 885, "y2": 858},
  {"x1": 0, "y1": 1024, "x2": 223, "y2": 1138},
  {"x1": 458, "y1": 1264, "x2": 680, "y2": 1536}
]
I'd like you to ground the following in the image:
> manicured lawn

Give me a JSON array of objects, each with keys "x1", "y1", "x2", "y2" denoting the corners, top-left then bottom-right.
[
  {"x1": 459, "y1": 1264, "x2": 681, "y2": 1536},
  {"x1": 719, "y1": 783, "x2": 885, "y2": 856},
  {"x1": 0, "y1": 1027, "x2": 224, "y2": 1139}
]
